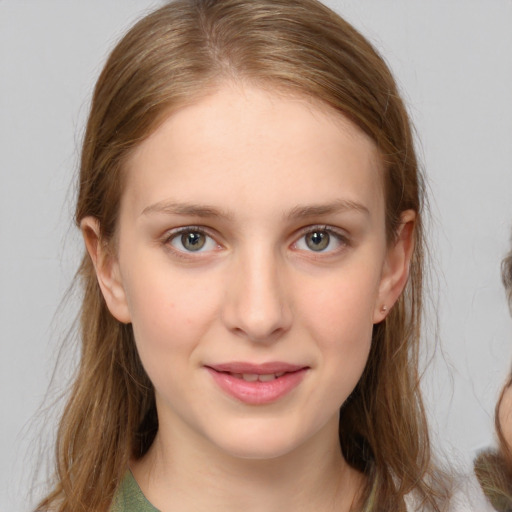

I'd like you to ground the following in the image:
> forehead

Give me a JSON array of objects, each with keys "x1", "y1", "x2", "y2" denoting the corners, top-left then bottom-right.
[{"x1": 122, "y1": 83, "x2": 384, "y2": 222}]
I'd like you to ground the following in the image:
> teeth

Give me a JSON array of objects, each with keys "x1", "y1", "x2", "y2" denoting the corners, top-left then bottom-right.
[
  {"x1": 237, "y1": 373, "x2": 284, "y2": 382},
  {"x1": 258, "y1": 373, "x2": 276, "y2": 382}
]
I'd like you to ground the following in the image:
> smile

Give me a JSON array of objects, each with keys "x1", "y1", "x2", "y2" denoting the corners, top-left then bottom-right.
[
  {"x1": 205, "y1": 362, "x2": 308, "y2": 405},
  {"x1": 231, "y1": 372, "x2": 285, "y2": 382}
]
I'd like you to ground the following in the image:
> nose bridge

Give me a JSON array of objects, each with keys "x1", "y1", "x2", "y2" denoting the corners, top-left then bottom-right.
[{"x1": 223, "y1": 243, "x2": 292, "y2": 343}]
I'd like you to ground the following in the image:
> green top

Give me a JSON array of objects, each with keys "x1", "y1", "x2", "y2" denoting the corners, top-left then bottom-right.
[{"x1": 110, "y1": 471, "x2": 159, "y2": 512}]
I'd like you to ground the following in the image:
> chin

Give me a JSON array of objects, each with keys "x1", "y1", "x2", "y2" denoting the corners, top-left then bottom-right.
[{"x1": 208, "y1": 421, "x2": 312, "y2": 461}]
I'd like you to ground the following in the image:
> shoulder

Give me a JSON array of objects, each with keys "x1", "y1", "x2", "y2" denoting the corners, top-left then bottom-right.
[{"x1": 110, "y1": 471, "x2": 160, "y2": 512}]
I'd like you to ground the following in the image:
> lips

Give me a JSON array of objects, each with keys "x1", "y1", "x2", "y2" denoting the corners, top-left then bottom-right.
[{"x1": 205, "y1": 362, "x2": 308, "y2": 405}]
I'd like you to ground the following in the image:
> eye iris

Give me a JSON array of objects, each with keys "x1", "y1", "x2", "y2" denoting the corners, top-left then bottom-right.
[
  {"x1": 306, "y1": 231, "x2": 329, "y2": 251},
  {"x1": 182, "y1": 232, "x2": 205, "y2": 251}
]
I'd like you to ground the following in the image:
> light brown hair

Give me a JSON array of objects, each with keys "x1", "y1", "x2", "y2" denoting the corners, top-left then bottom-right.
[
  {"x1": 474, "y1": 248, "x2": 512, "y2": 510},
  {"x1": 503, "y1": 249, "x2": 512, "y2": 311},
  {"x1": 38, "y1": 1, "x2": 448, "y2": 510}
]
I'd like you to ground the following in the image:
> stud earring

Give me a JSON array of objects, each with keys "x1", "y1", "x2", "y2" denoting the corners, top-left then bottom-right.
[{"x1": 381, "y1": 305, "x2": 388, "y2": 313}]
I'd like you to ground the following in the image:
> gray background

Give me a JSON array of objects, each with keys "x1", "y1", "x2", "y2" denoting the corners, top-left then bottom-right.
[{"x1": 1, "y1": 1, "x2": 512, "y2": 510}]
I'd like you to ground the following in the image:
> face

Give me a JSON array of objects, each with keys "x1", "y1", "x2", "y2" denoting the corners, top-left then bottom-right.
[
  {"x1": 499, "y1": 383, "x2": 512, "y2": 449},
  {"x1": 85, "y1": 83, "x2": 413, "y2": 461}
]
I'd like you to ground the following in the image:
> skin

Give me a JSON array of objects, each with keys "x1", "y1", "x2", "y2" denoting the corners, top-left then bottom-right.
[
  {"x1": 83, "y1": 82, "x2": 415, "y2": 512},
  {"x1": 499, "y1": 383, "x2": 512, "y2": 450}
]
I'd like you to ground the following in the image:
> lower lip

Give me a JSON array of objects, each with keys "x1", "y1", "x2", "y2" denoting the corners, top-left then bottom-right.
[{"x1": 206, "y1": 368, "x2": 308, "y2": 405}]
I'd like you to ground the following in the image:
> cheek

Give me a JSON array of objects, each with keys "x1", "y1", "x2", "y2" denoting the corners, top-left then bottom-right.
[
  {"x1": 299, "y1": 270, "x2": 380, "y2": 342},
  {"x1": 499, "y1": 386, "x2": 512, "y2": 448},
  {"x1": 296, "y1": 269, "x2": 380, "y2": 389},
  {"x1": 122, "y1": 261, "x2": 222, "y2": 371}
]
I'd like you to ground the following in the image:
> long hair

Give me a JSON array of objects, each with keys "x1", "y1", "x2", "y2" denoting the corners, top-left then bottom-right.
[
  {"x1": 38, "y1": 1, "x2": 448, "y2": 510},
  {"x1": 474, "y1": 249, "x2": 512, "y2": 511}
]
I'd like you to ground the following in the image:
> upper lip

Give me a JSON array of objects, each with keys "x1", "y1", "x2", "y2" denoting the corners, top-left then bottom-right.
[{"x1": 205, "y1": 362, "x2": 307, "y2": 374}]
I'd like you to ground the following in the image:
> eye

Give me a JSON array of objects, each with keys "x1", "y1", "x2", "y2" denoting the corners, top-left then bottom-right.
[
  {"x1": 304, "y1": 231, "x2": 330, "y2": 251},
  {"x1": 167, "y1": 228, "x2": 219, "y2": 253},
  {"x1": 294, "y1": 227, "x2": 347, "y2": 253}
]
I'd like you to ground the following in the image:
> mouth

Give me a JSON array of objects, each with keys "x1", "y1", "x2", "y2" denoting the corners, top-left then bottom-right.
[
  {"x1": 206, "y1": 362, "x2": 306, "y2": 380},
  {"x1": 204, "y1": 362, "x2": 309, "y2": 405},
  {"x1": 226, "y1": 372, "x2": 286, "y2": 382}
]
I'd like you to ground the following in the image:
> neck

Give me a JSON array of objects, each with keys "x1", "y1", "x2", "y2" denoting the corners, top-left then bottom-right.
[{"x1": 131, "y1": 417, "x2": 365, "y2": 512}]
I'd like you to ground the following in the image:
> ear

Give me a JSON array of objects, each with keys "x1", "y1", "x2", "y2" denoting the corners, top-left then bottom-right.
[
  {"x1": 373, "y1": 210, "x2": 416, "y2": 324},
  {"x1": 81, "y1": 216, "x2": 131, "y2": 324}
]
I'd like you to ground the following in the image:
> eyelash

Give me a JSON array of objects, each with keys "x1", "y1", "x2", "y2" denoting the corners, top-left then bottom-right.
[
  {"x1": 292, "y1": 225, "x2": 350, "y2": 255},
  {"x1": 162, "y1": 226, "x2": 220, "y2": 259},
  {"x1": 162, "y1": 224, "x2": 350, "y2": 258}
]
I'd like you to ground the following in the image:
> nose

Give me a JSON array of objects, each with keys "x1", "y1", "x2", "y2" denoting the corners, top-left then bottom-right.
[{"x1": 221, "y1": 248, "x2": 293, "y2": 344}]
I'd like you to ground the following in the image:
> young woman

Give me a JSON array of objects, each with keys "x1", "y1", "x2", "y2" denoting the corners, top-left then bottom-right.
[
  {"x1": 36, "y1": 0, "x2": 471, "y2": 510},
  {"x1": 474, "y1": 249, "x2": 512, "y2": 511}
]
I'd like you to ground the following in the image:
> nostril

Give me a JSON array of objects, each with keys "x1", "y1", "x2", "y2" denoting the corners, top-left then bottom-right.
[{"x1": 230, "y1": 318, "x2": 290, "y2": 344}]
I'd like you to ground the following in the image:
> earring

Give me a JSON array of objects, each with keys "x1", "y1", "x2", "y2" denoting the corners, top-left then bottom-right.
[{"x1": 381, "y1": 305, "x2": 388, "y2": 313}]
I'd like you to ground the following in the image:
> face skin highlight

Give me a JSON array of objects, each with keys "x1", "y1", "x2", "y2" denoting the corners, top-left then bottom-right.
[{"x1": 82, "y1": 83, "x2": 414, "y2": 511}]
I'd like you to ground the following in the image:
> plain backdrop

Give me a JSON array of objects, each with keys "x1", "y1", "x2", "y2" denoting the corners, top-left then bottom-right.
[{"x1": 1, "y1": 1, "x2": 512, "y2": 510}]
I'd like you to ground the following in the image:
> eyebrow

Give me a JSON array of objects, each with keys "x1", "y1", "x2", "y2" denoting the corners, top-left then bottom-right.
[
  {"x1": 141, "y1": 201, "x2": 233, "y2": 219},
  {"x1": 141, "y1": 199, "x2": 369, "y2": 220},
  {"x1": 284, "y1": 199, "x2": 370, "y2": 220}
]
